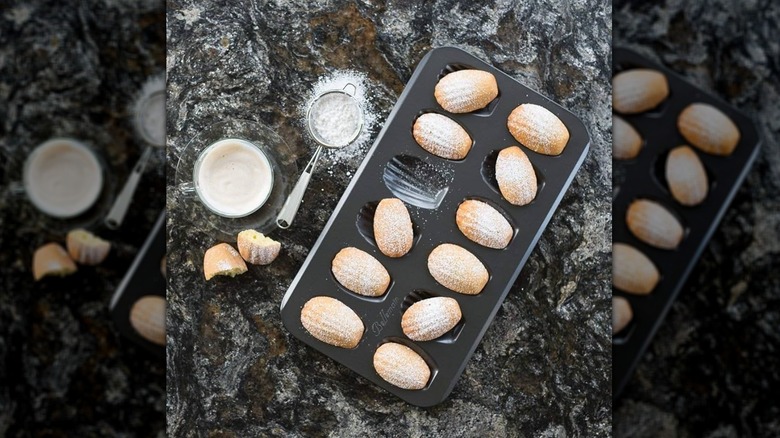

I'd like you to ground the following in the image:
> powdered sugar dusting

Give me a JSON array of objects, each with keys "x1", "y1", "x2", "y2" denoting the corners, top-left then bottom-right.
[
  {"x1": 508, "y1": 104, "x2": 569, "y2": 155},
  {"x1": 427, "y1": 243, "x2": 489, "y2": 295},
  {"x1": 456, "y1": 200, "x2": 513, "y2": 249},
  {"x1": 301, "y1": 296, "x2": 364, "y2": 349},
  {"x1": 434, "y1": 69, "x2": 498, "y2": 113},
  {"x1": 401, "y1": 297, "x2": 462, "y2": 341},
  {"x1": 300, "y1": 70, "x2": 378, "y2": 167},
  {"x1": 496, "y1": 146, "x2": 537, "y2": 206},
  {"x1": 413, "y1": 113, "x2": 472, "y2": 160},
  {"x1": 373, "y1": 342, "x2": 430, "y2": 390},
  {"x1": 331, "y1": 247, "x2": 390, "y2": 297},
  {"x1": 374, "y1": 198, "x2": 414, "y2": 257}
]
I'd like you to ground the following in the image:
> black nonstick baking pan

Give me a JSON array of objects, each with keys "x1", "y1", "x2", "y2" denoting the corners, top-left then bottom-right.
[
  {"x1": 281, "y1": 46, "x2": 590, "y2": 407},
  {"x1": 109, "y1": 211, "x2": 166, "y2": 356},
  {"x1": 612, "y1": 47, "x2": 762, "y2": 399}
]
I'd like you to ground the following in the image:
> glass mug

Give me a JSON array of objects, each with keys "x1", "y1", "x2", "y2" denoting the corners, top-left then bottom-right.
[
  {"x1": 6, "y1": 137, "x2": 113, "y2": 231},
  {"x1": 179, "y1": 138, "x2": 275, "y2": 219}
]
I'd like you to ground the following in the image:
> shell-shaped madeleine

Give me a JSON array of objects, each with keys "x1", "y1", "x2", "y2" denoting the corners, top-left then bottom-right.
[
  {"x1": 612, "y1": 243, "x2": 659, "y2": 295},
  {"x1": 613, "y1": 116, "x2": 643, "y2": 160},
  {"x1": 626, "y1": 199, "x2": 684, "y2": 250},
  {"x1": 401, "y1": 297, "x2": 462, "y2": 341},
  {"x1": 456, "y1": 199, "x2": 513, "y2": 249},
  {"x1": 495, "y1": 146, "x2": 537, "y2": 206},
  {"x1": 33, "y1": 242, "x2": 77, "y2": 281},
  {"x1": 507, "y1": 104, "x2": 569, "y2": 155},
  {"x1": 301, "y1": 296, "x2": 364, "y2": 349},
  {"x1": 412, "y1": 113, "x2": 473, "y2": 160},
  {"x1": 666, "y1": 146, "x2": 708, "y2": 206},
  {"x1": 374, "y1": 198, "x2": 414, "y2": 258},
  {"x1": 66, "y1": 229, "x2": 111, "y2": 265},
  {"x1": 332, "y1": 247, "x2": 391, "y2": 297},
  {"x1": 612, "y1": 296, "x2": 633, "y2": 335},
  {"x1": 237, "y1": 229, "x2": 281, "y2": 265},
  {"x1": 434, "y1": 69, "x2": 498, "y2": 113},
  {"x1": 130, "y1": 295, "x2": 166, "y2": 346},
  {"x1": 613, "y1": 69, "x2": 669, "y2": 114},
  {"x1": 428, "y1": 243, "x2": 488, "y2": 295},
  {"x1": 677, "y1": 103, "x2": 740, "y2": 156},
  {"x1": 373, "y1": 342, "x2": 431, "y2": 390},
  {"x1": 203, "y1": 243, "x2": 247, "y2": 281}
]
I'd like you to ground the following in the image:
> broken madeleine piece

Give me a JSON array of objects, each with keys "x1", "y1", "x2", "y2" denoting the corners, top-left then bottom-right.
[
  {"x1": 66, "y1": 229, "x2": 111, "y2": 265},
  {"x1": 203, "y1": 243, "x2": 247, "y2": 280},
  {"x1": 237, "y1": 229, "x2": 281, "y2": 265},
  {"x1": 33, "y1": 242, "x2": 77, "y2": 281}
]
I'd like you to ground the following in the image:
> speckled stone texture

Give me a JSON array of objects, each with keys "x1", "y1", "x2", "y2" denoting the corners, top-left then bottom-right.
[
  {"x1": 614, "y1": 1, "x2": 780, "y2": 437},
  {"x1": 0, "y1": 0, "x2": 165, "y2": 436},
  {"x1": 166, "y1": 1, "x2": 612, "y2": 436}
]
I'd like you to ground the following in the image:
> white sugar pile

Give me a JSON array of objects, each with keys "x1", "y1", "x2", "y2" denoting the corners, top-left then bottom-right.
[{"x1": 300, "y1": 71, "x2": 377, "y2": 167}]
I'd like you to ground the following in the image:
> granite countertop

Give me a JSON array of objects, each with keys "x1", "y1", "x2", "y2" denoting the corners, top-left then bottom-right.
[
  {"x1": 0, "y1": 1, "x2": 166, "y2": 435},
  {"x1": 613, "y1": 1, "x2": 780, "y2": 436},
  {"x1": 166, "y1": 1, "x2": 612, "y2": 436}
]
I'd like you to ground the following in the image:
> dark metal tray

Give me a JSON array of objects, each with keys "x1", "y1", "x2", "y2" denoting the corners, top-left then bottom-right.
[
  {"x1": 281, "y1": 46, "x2": 590, "y2": 406},
  {"x1": 612, "y1": 48, "x2": 762, "y2": 399},
  {"x1": 109, "y1": 211, "x2": 166, "y2": 356}
]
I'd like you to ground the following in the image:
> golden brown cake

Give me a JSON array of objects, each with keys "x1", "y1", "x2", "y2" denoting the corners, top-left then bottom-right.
[
  {"x1": 456, "y1": 199, "x2": 513, "y2": 249},
  {"x1": 203, "y1": 243, "x2": 248, "y2": 281},
  {"x1": 612, "y1": 243, "x2": 659, "y2": 295},
  {"x1": 412, "y1": 113, "x2": 473, "y2": 160},
  {"x1": 495, "y1": 146, "x2": 538, "y2": 206},
  {"x1": 33, "y1": 242, "x2": 77, "y2": 281},
  {"x1": 237, "y1": 229, "x2": 281, "y2": 265},
  {"x1": 666, "y1": 145, "x2": 708, "y2": 206},
  {"x1": 427, "y1": 243, "x2": 488, "y2": 295},
  {"x1": 66, "y1": 229, "x2": 111, "y2": 265},
  {"x1": 301, "y1": 296, "x2": 364, "y2": 349},
  {"x1": 373, "y1": 342, "x2": 430, "y2": 390},
  {"x1": 612, "y1": 69, "x2": 669, "y2": 114},
  {"x1": 613, "y1": 115, "x2": 643, "y2": 160},
  {"x1": 374, "y1": 198, "x2": 414, "y2": 258},
  {"x1": 331, "y1": 247, "x2": 391, "y2": 297},
  {"x1": 401, "y1": 296, "x2": 461, "y2": 341},
  {"x1": 612, "y1": 296, "x2": 633, "y2": 334},
  {"x1": 677, "y1": 103, "x2": 740, "y2": 156},
  {"x1": 130, "y1": 295, "x2": 166, "y2": 346},
  {"x1": 626, "y1": 199, "x2": 684, "y2": 250},
  {"x1": 434, "y1": 69, "x2": 498, "y2": 113},
  {"x1": 507, "y1": 104, "x2": 569, "y2": 156}
]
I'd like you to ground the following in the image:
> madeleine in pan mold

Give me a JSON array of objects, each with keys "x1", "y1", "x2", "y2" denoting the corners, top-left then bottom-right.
[
  {"x1": 495, "y1": 146, "x2": 537, "y2": 206},
  {"x1": 301, "y1": 296, "x2": 364, "y2": 349},
  {"x1": 412, "y1": 113, "x2": 473, "y2": 160},
  {"x1": 374, "y1": 198, "x2": 414, "y2": 258},
  {"x1": 434, "y1": 69, "x2": 498, "y2": 113},
  {"x1": 613, "y1": 116, "x2": 643, "y2": 160},
  {"x1": 612, "y1": 69, "x2": 669, "y2": 114},
  {"x1": 456, "y1": 199, "x2": 513, "y2": 249},
  {"x1": 666, "y1": 145, "x2": 708, "y2": 207},
  {"x1": 373, "y1": 342, "x2": 431, "y2": 390},
  {"x1": 612, "y1": 243, "x2": 659, "y2": 295},
  {"x1": 677, "y1": 103, "x2": 740, "y2": 156},
  {"x1": 507, "y1": 104, "x2": 569, "y2": 156},
  {"x1": 401, "y1": 296, "x2": 462, "y2": 342},
  {"x1": 130, "y1": 295, "x2": 166, "y2": 346},
  {"x1": 612, "y1": 296, "x2": 633, "y2": 335},
  {"x1": 626, "y1": 199, "x2": 684, "y2": 250},
  {"x1": 331, "y1": 247, "x2": 391, "y2": 297},
  {"x1": 427, "y1": 243, "x2": 488, "y2": 295}
]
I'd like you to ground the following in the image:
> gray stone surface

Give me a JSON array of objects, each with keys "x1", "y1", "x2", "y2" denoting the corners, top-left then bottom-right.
[
  {"x1": 0, "y1": 0, "x2": 165, "y2": 435},
  {"x1": 614, "y1": 1, "x2": 780, "y2": 436},
  {"x1": 166, "y1": 1, "x2": 612, "y2": 436}
]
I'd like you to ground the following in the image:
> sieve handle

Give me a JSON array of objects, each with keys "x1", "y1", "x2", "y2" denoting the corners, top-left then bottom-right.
[
  {"x1": 276, "y1": 145, "x2": 323, "y2": 229},
  {"x1": 105, "y1": 146, "x2": 153, "y2": 229}
]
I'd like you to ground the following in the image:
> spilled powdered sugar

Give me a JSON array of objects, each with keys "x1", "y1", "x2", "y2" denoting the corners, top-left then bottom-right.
[{"x1": 300, "y1": 70, "x2": 378, "y2": 167}]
